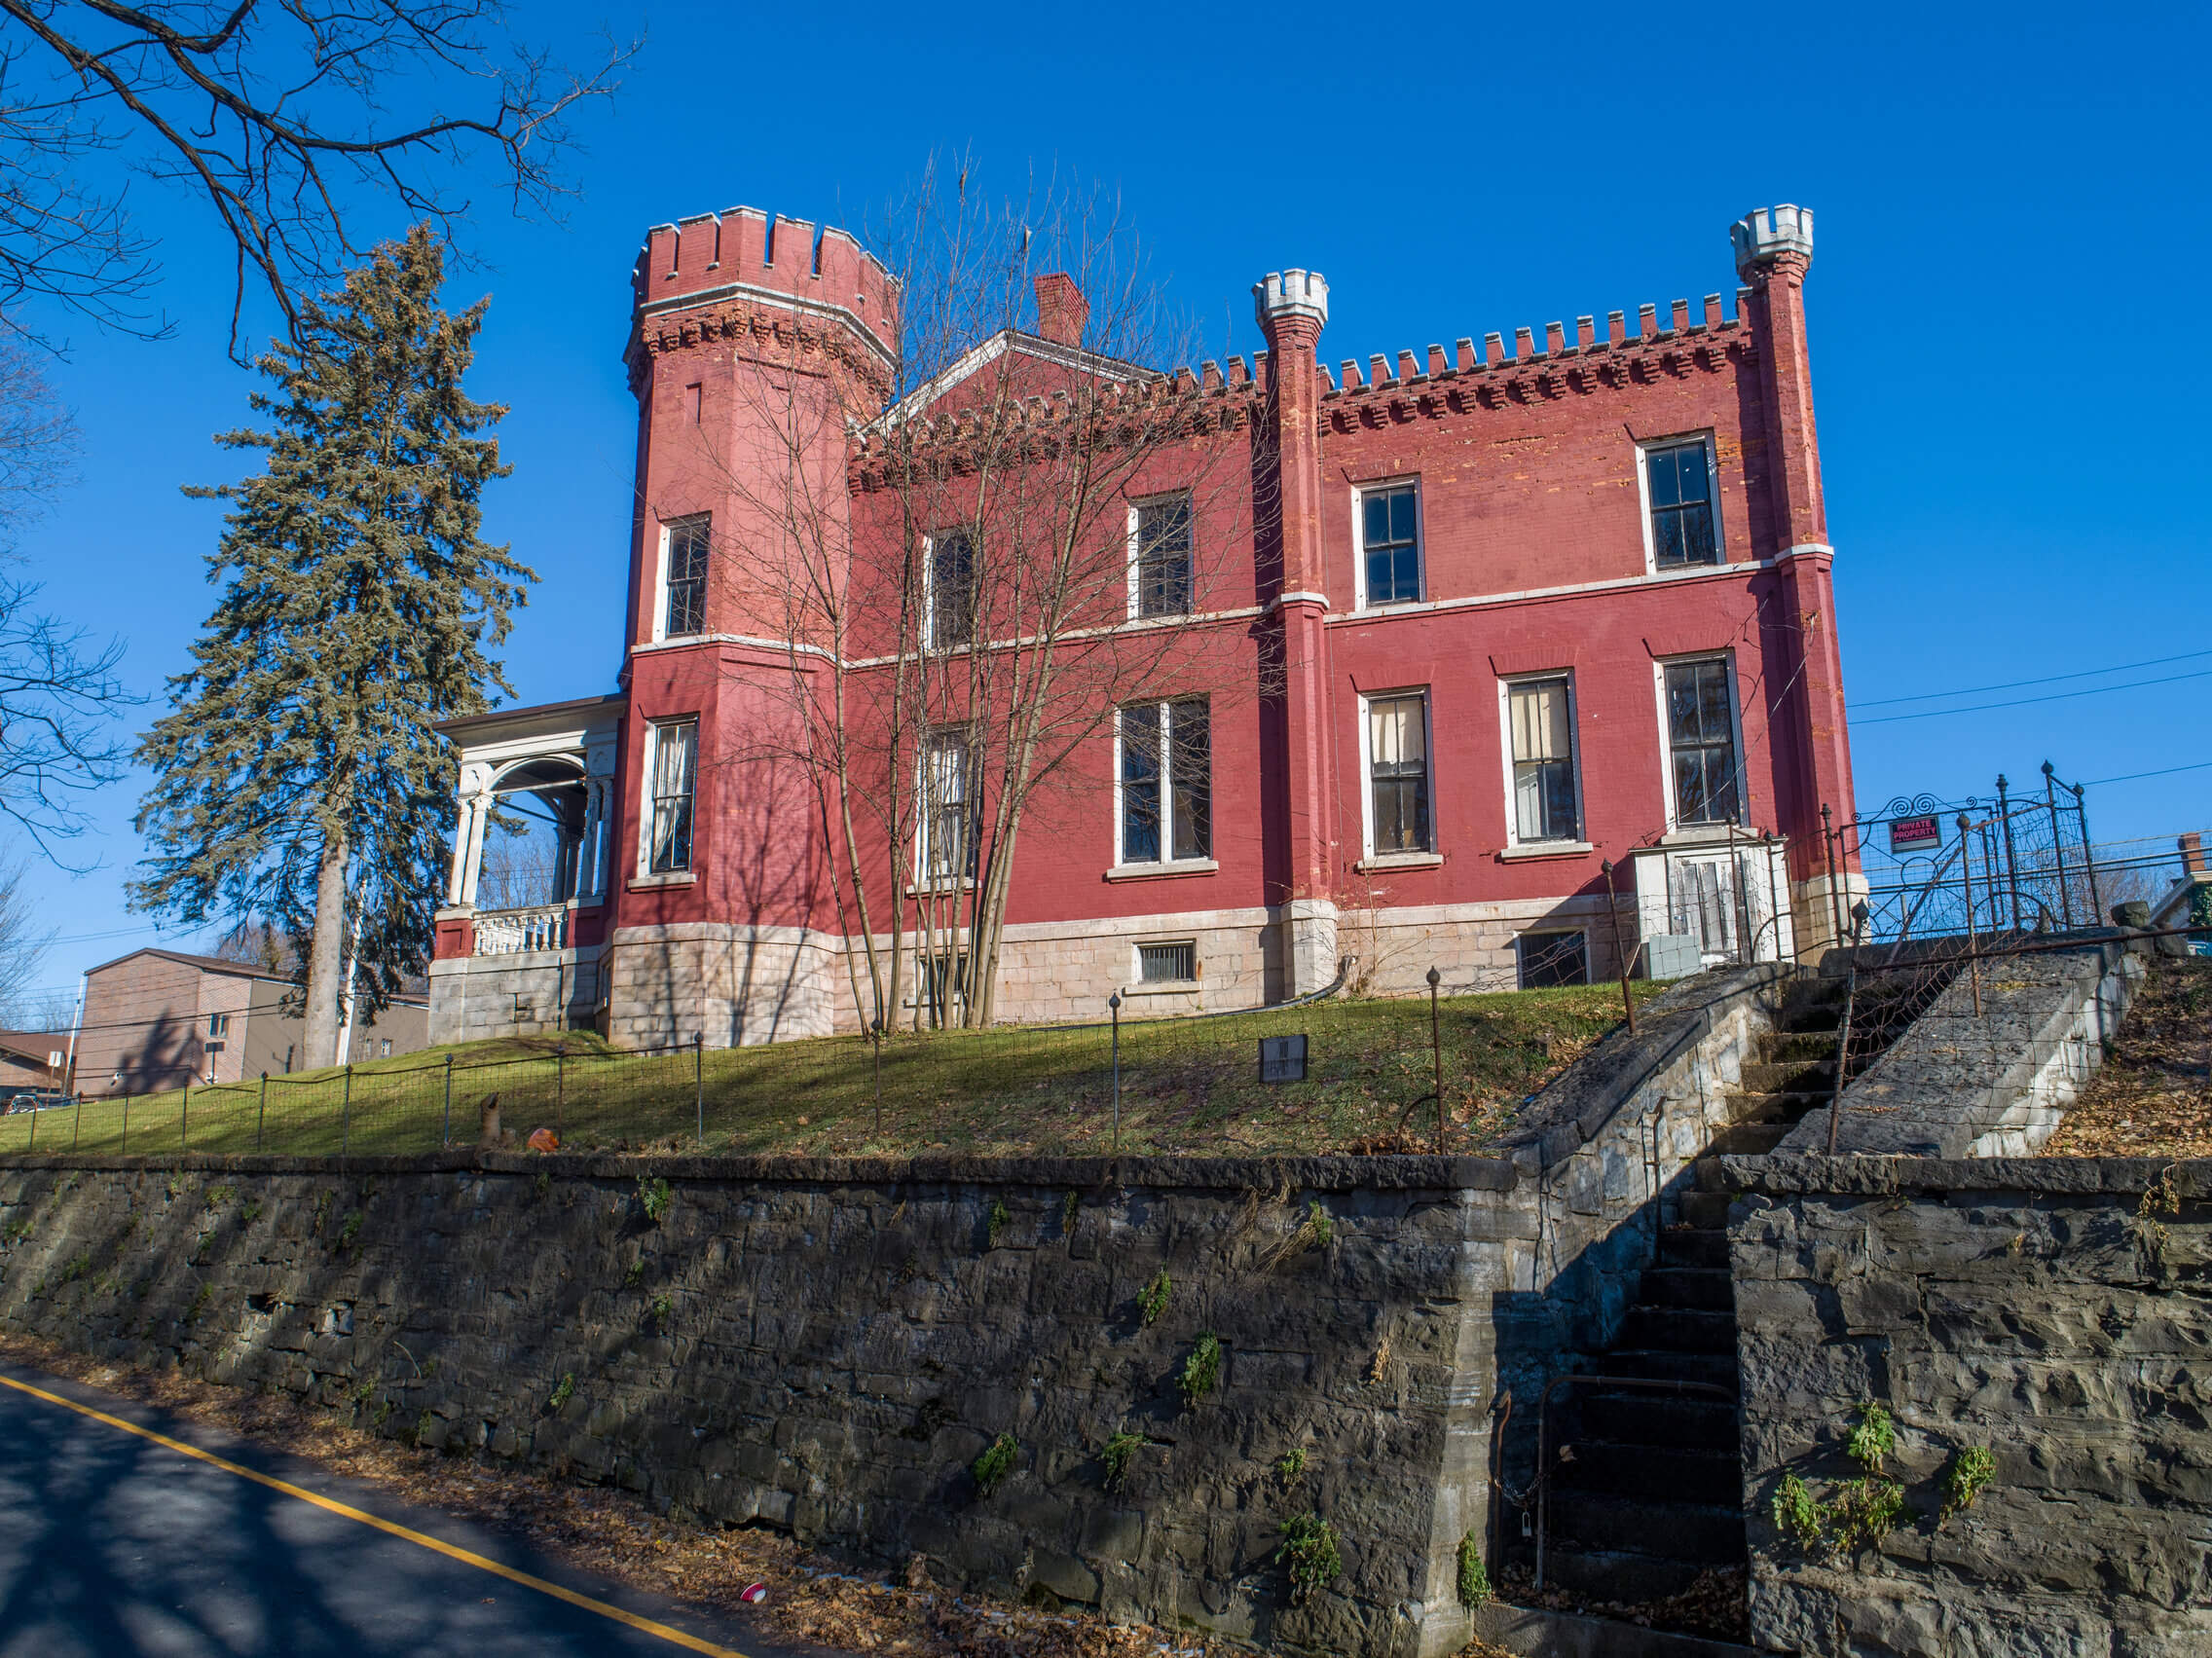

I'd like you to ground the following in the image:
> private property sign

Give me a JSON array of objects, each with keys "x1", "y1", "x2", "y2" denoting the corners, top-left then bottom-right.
[{"x1": 1888, "y1": 814, "x2": 1942, "y2": 853}]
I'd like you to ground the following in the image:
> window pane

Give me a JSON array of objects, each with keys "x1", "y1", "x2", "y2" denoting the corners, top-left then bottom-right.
[
  {"x1": 1170, "y1": 701, "x2": 1210, "y2": 861},
  {"x1": 1666, "y1": 665, "x2": 1703, "y2": 743},
  {"x1": 1367, "y1": 548, "x2": 1393, "y2": 602},
  {"x1": 1394, "y1": 544, "x2": 1419, "y2": 601},
  {"x1": 1543, "y1": 760, "x2": 1578, "y2": 839},
  {"x1": 1676, "y1": 441, "x2": 1708, "y2": 502},
  {"x1": 1389, "y1": 489, "x2": 1417, "y2": 543},
  {"x1": 1698, "y1": 662, "x2": 1732, "y2": 738},
  {"x1": 1363, "y1": 494, "x2": 1389, "y2": 546},
  {"x1": 1679, "y1": 501, "x2": 1715, "y2": 564},
  {"x1": 1655, "y1": 510, "x2": 1685, "y2": 568},
  {"x1": 1121, "y1": 706, "x2": 1161, "y2": 864},
  {"x1": 1647, "y1": 448, "x2": 1681, "y2": 508}
]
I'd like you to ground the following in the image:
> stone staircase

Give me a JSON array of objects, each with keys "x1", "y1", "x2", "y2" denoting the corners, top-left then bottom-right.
[{"x1": 1505, "y1": 972, "x2": 1932, "y2": 1653}]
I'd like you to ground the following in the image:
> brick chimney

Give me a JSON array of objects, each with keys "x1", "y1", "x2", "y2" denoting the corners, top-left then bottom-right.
[
  {"x1": 1033, "y1": 273, "x2": 1088, "y2": 347},
  {"x1": 2182, "y1": 831, "x2": 2206, "y2": 875}
]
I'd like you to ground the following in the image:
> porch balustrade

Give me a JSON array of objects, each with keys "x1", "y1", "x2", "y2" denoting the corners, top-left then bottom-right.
[{"x1": 472, "y1": 904, "x2": 569, "y2": 956}]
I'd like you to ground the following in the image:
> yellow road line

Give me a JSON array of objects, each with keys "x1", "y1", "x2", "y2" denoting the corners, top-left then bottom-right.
[{"x1": 0, "y1": 1371, "x2": 752, "y2": 1657}]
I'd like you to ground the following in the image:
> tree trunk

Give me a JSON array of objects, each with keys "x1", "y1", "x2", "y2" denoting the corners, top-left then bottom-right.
[{"x1": 303, "y1": 825, "x2": 350, "y2": 1069}]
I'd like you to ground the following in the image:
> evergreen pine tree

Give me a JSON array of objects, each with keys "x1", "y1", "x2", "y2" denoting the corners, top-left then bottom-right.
[{"x1": 132, "y1": 225, "x2": 531, "y2": 1067}]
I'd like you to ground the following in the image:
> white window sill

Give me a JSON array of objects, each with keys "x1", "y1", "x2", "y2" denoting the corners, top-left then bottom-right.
[
  {"x1": 1659, "y1": 824, "x2": 1751, "y2": 846},
  {"x1": 1355, "y1": 852, "x2": 1442, "y2": 872},
  {"x1": 1104, "y1": 859, "x2": 1219, "y2": 882},
  {"x1": 629, "y1": 870, "x2": 696, "y2": 890},
  {"x1": 905, "y1": 878, "x2": 977, "y2": 898},
  {"x1": 1124, "y1": 980, "x2": 1201, "y2": 996},
  {"x1": 1497, "y1": 841, "x2": 1594, "y2": 862}
]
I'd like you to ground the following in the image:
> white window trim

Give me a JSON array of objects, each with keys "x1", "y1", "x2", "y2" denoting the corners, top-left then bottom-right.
[
  {"x1": 651, "y1": 515, "x2": 710, "y2": 644},
  {"x1": 1517, "y1": 929, "x2": 1591, "y2": 989},
  {"x1": 1635, "y1": 430, "x2": 1723, "y2": 574},
  {"x1": 1496, "y1": 669, "x2": 1587, "y2": 849},
  {"x1": 1113, "y1": 700, "x2": 1212, "y2": 871},
  {"x1": 1125, "y1": 492, "x2": 1195, "y2": 620},
  {"x1": 1357, "y1": 685, "x2": 1435, "y2": 862},
  {"x1": 1351, "y1": 477, "x2": 1424, "y2": 610},
  {"x1": 912, "y1": 724, "x2": 977, "y2": 891},
  {"x1": 1651, "y1": 651, "x2": 1749, "y2": 835},
  {"x1": 636, "y1": 716, "x2": 700, "y2": 879}
]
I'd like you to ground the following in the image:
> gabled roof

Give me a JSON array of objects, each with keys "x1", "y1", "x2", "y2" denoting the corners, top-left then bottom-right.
[
  {"x1": 0, "y1": 1029, "x2": 67, "y2": 1067},
  {"x1": 874, "y1": 328, "x2": 1151, "y2": 431},
  {"x1": 85, "y1": 945, "x2": 284, "y2": 981}
]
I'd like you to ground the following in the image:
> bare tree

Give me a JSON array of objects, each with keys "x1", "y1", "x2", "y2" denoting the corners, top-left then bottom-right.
[
  {"x1": 700, "y1": 162, "x2": 1265, "y2": 1032},
  {"x1": 0, "y1": 332, "x2": 127, "y2": 850},
  {"x1": 0, "y1": 852, "x2": 54, "y2": 1020},
  {"x1": 0, "y1": 2, "x2": 637, "y2": 356}
]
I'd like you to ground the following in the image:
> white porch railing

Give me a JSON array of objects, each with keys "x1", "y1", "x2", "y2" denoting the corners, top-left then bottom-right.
[{"x1": 472, "y1": 904, "x2": 569, "y2": 955}]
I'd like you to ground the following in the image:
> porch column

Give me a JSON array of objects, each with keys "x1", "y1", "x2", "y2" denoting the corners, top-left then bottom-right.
[
  {"x1": 580, "y1": 734, "x2": 619, "y2": 903},
  {"x1": 447, "y1": 762, "x2": 494, "y2": 906}
]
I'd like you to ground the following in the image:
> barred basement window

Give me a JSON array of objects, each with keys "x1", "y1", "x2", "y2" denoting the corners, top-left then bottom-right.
[
  {"x1": 1138, "y1": 941, "x2": 1197, "y2": 983},
  {"x1": 1517, "y1": 931, "x2": 1588, "y2": 989}
]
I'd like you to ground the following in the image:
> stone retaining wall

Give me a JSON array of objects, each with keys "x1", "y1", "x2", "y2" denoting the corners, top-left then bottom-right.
[{"x1": 1719, "y1": 1154, "x2": 2212, "y2": 1658}]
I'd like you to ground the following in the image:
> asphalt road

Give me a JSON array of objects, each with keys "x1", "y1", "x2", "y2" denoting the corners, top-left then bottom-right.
[{"x1": 0, "y1": 1360, "x2": 831, "y2": 1658}]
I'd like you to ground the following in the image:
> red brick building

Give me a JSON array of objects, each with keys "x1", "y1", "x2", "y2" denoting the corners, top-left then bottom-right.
[{"x1": 430, "y1": 202, "x2": 1860, "y2": 1048}]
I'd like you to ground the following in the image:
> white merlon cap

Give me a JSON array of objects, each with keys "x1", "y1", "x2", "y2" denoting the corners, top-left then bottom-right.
[
  {"x1": 1732, "y1": 204, "x2": 1814, "y2": 277},
  {"x1": 1253, "y1": 269, "x2": 1330, "y2": 329}
]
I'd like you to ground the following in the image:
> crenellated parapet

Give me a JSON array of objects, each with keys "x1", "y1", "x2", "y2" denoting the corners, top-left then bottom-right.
[
  {"x1": 626, "y1": 206, "x2": 901, "y2": 394},
  {"x1": 1731, "y1": 203, "x2": 1814, "y2": 280}
]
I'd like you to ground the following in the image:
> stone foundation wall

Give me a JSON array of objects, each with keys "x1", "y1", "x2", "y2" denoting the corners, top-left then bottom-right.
[
  {"x1": 428, "y1": 946, "x2": 607, "y2": 1046},
  {"x1": 605, "y1": 923, "x2": 845, "y2": 1049},
  {"x1": 1721, "y1": 1154, "x2": 2212, "y2": 1658}
]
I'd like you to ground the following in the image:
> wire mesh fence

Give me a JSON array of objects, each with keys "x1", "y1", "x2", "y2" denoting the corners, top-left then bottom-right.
[{"x1": 0, "y1": 966, "x2": 1648, "y2": 1161}]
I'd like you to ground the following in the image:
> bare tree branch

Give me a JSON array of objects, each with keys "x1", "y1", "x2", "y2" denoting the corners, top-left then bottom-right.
[{"x1": 0, "y1": 1, "x2": 639, "y2": 356}]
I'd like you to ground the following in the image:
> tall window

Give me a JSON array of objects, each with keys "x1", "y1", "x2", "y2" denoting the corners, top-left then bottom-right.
[
  {"x1": 1119, "y1": 701, "x2": 1210, "y2": 866},
  {"x1": 645, "y1": 718, "x2": 698, "y2": 873},
  {"x1": 928, "y1": 530, "x2": 975, "y2": 647},
  {"x1": 663, "y1": 517, "x2": 710, "y2": 637},
  {"x1": 1664, "y1": 659, "x2": 1740, "y2": 825},
  {"x1": 1367, "y1": 693, "x2": 1431, "y2": 854},
  {"x1": 1644, "y1": 439, "x2": 1718, "y2": 568},
  {"x1": 1131, "y1": 496, "x2": 1193, "y2": 617},
  {"x1": 918, "y1": 727, "x2": 977, "y2": 884},
  {"x1": 1360, "y1": 483, "x2": 1421, "y2": 606},
  {"x1": 1508, "y1": 676, "x2": 1580, "y2": 842}
]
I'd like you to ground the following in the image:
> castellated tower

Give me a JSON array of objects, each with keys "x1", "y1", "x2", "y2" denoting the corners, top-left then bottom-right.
[{"x1": 608, "y1": 209, "x2": 902, "y2": 1049}]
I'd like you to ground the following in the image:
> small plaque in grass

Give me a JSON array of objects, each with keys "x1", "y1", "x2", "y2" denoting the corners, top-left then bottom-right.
[{"x1": 1258, "y1": 1035, "x2": 1308, "y2": 1084}]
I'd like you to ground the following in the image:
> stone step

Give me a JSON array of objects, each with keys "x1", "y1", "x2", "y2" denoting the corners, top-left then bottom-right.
[
  {"x1": 1761, "y1": 1029, "x2": 1842, "y2": 1064},
  {"x1": 1595, "y1": 1348, "x2": 1740, "y2": 1391},
  {"x1": 1477, "y1": 1599, "x2": 1758, "y2": 1658},
  {"x1": 1554, "y1": 1440, "x2": 1744, "y2": 1506},
  {"x1": 1544, "y1": 1491, "x2": 1747, "y2": 1563},
  {"x1": 1578, "y1": 1388, "x2": 1739, "y2": 1452},
  {"x1": 1739, "y1": 1059, "x2": 1835, "y2": 1094},
  {"x1": 1657, "y1": 1227, "x2": 1729, "y2": 1270},
  {"x1": 1708, "y1": 1121, "x2": 1792, "y2": 1156},
  {"x1": 1639, "y1": 1267, "x2": 1735, "y2": 1312},
  {"x1": 1621, "y1": 1307, "x2": 1739, "y2": 1355},
  {"x1": 1677, "y1": 1190, "x2": 1731, "y2": 1229}
]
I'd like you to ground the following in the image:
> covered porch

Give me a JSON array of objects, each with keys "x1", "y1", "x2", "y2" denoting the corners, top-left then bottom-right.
[{"x1": 430, "y1": 694, "x2": 625, "y2": 1044}]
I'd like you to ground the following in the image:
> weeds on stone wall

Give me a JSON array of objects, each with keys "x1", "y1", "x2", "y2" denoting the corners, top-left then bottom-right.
[
  {"x1": 1137, "y1": 1268, "x2": 1171, "y2": 1326},
  {"x1": 338, "y1": 1210, "x2": 363, "y2": 1252},
  {"x1": 1456, "y1": 1531, "x2": 1491, "y2": 1606},
  {"x1": 1179, "y1": 1333, "x2": 1222, "y2": 1408},
  {"x1": 985, "y1": 1199, "x2": 1011, "y2": 1249},
  {"x1": 547, "y1": 1372, "x2": 575, "y2": 1413},
  {"x1": 971, "y1": 1432, "x2": 1017, "y2": 1498},
  {"x1": 2137, "y1": 1161, "x2": 2183, "y2": 1252},
  {"x1": 1099, "y1": 1429, "x2": 1143, "y2": 1492},
  {"x1": 638, "y1": 1178, "x2": 673, "y2": 1224},
  {"x1": 1061, "y1": 1191, "x2": 1081, "y2": 1236},
  {"x1": 1276, "y1": 1513, "x2": 1342, "y2": 1604},
  {"x1": 649, "y1": 1292, "x2": 673, "y2": 1327},
  {"x1": 1770, "y1": 1401, "x2": 1996, "y2": 1562},
  {"x1": 624, "y1": 1256, "x2": 645, "y2": 1287},
  {"x1": 1273, "y1": 1447, "x2": 1307, "y2": 1485}
]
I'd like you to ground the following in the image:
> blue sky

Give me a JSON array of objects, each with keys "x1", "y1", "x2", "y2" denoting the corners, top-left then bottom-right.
[{"x1": 8, "y1": 0, "x2": 2209, "y2": 1006}]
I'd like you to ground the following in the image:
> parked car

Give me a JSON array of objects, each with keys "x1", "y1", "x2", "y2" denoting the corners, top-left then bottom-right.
[{"x1": 5, "y1": 1091, "x2": 74, "y2": 1114}]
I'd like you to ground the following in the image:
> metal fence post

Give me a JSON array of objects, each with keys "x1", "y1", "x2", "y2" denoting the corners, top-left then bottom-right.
[
  {"x1": 1958, "y1": 815, "x2": 1983, "y2": 1016},
  {"x1": 556, "y1": 1043, "x2": 567, "y2": 1138},
  {"x1": 442, "y1": 1054, "x2": 453, "y2": 1149},
  {"x1": 1109, "y1": 993, "x2": 1123, "y2": 1153},
  {"x1": 694, "y1": 1032, "x2": 705, "y2": 1147},
  {"x1": 2044, "y1": 761, "x2": 2073, "y2": 927},
  {"x1": 1426, "y1": 966, "x2": 1445, "y2": 1153},
  {"x1": 2073, "y1": 783, "x2": 2102, "y2": 922},
  {"x1": 257, "y1": 1073, "x2": 267, "y2": 1152},
  {"x1": 181, "y1": 1081, "x2": 189, "y2": 1153},
  {"x1": 71, "y1": 1092, "x2": 81, "y2": 1153},
  {"x1": 1825, "y1": 903, "x2": 1869, "y2": 1156},
  {"x1": 1995, "y1": 773, "x2": 2021, "y2": 931},
  {"x1": 871, "y1": 1019, "x2": 883, "y2": 1137},
  {"x1": 1601, "y1": 859, "x2": 1637, "y2": 1033},
  {"x1": 1821, "y1": 803, "x2": 1844, "y2": 948},
  {"x1": 341, "y1": 1065, "x2": 351, "y2": 1156},
  {"x1": 121, "y1": 1093, "x2": 128, "y2": 1155},
  {"x1": 25, "y1": 1098, "x2": 34, "y2": 1154}
]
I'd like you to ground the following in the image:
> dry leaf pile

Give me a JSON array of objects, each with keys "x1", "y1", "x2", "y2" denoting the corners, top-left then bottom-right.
[{"x1": 2045, "y1": 958, "x2": 2212, "y2": 1158}]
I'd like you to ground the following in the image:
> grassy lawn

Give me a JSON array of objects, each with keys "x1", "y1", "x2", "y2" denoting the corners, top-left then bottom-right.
[{"x1": 0, "y1": 982, "x2": 1656, "y2": 1161}]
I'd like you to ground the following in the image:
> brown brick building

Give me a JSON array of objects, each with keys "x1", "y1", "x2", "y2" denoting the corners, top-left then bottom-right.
[{"x1": 74, "y1": 948, "x2": 428, "y2": 1096}]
